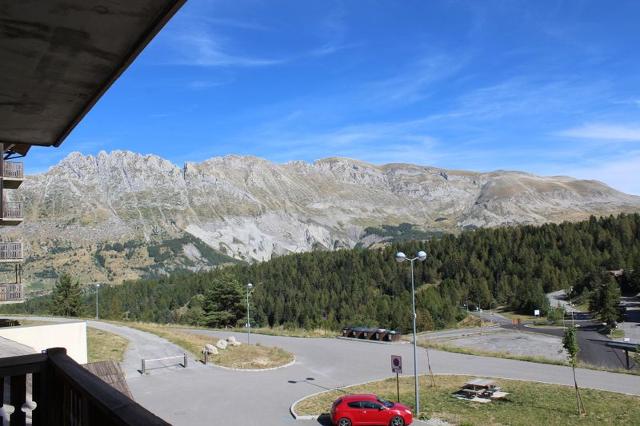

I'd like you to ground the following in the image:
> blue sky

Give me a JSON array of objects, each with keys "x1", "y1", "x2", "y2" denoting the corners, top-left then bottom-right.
[{"x1": 29, "y1": 0, "x2": 640, "y2": 194}]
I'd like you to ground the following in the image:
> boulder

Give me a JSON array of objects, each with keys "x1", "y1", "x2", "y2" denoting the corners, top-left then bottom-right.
[
  {"x1": 204, "y1": 344, "x2": 218, "y2": 355},
  {"x1": 216, "y1": 339, "x2": 228, "y2": 350},
  {"x1": 226, "y1": 336, "x2": 242, "y2": 346}
]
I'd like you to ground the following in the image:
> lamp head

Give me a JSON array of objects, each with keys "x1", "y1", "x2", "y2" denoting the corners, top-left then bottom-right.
[
  {"x1": 247, "y1": 283, "x2": 253, "y2": 290},
  {"x1": 417, "y1": 251, "x2": 427, "y2": 261},
  {"x1": 395, "y1": 252, "x2": 407, "y2": 263}
]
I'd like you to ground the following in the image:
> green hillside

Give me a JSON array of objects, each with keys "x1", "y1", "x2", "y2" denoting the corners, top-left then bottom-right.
[{"x1": 4, "y1": 214, "x2": 640, "y2": 332}]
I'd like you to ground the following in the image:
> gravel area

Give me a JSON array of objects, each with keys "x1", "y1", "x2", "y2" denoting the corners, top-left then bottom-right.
[{"x1": 432, "y1": 328, "x2": 566, "y2": 361}]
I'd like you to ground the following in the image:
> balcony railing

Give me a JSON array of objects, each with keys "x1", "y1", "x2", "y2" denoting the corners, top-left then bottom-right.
[
  {"x1": 0, "y1": 282, "x2": 22, "y2": 301},
  {"x1": 0, "y1": 347, "x2": 169, "y2": 425},
  {"x1": 0, "y1": 242, "x2": 22, "y2": 261},
  {"x1": 1, "y1": 161, "x2": 24, "y2": 179},
  {"x1": 2, "y1": 201, "x2": 23, "y2": 219}
]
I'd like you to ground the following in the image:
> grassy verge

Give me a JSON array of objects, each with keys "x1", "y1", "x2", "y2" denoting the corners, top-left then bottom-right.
[
  {"x1": 456, "y1": 315, "x2": 495, "y2": 328},
  {"x1": 123, "y1": 322, "x2": 294, "y2": 369},
  {"x1": 609, "y1": 329, "x2": 625, "y2": 339},
  {"x1": 419, "y1": 340, "x2": 567, "y2": 366},
  {"x1": 420, "y1": 340, "x2": 640, "y2": 376},
  {"x1": 223, "y1": 326, "x2": 336, "y2": 338},
  {"x1": 294, "y1": 375, "x2": 640, "y2": 425},
  {"x1": 498, "y1": 309, "x2": 542, "y2": 322},
  {"x1": 209, "y1": 343, "x2": 293, "y2": 369},
  {"x1": 87, "y1": 327, "x2": 128, "y2": 363}
]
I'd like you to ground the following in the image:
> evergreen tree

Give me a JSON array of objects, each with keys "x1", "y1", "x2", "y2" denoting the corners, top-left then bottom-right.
[
  {"x1": 3, "y1": 213, "x2": 639, "y2": 333},
  {"x1": 50, "y1": 273, "x2": 83, "y2": 317},
  {"x1": 201, "y1": 273, "x2": 245, "y2": 328},
  {"x1": 589, "y1": 277, "x2": 621, "y2": 326}
]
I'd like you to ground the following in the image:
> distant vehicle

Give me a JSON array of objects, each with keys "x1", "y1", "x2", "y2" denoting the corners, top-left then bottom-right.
[{"x1": 331, "y1": 394, "x2": 413, "y2": 426}]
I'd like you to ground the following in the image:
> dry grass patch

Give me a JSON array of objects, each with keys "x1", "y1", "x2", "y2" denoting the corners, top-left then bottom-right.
[
  {"x1": 225, "y1": 326, "x2": 335, "y2": 338},
  {"x1": 87, "y1": 327, "x2": 128, "y2": 363},
  {"x1": 209, "y1": 343, "x2": 293, "y2": 369},
  {"x1": 498, "y1": 309, "x2": 541, "y2": 322},
  {"x1": 295, "y1": 375, "x2": 640, "y2": 425},
  {"x1": 123, "y1": 322, "x2": 294, "y2": 369},
  {"x1": 457, "y1": 315, "x2": 494, "y2": 328}
]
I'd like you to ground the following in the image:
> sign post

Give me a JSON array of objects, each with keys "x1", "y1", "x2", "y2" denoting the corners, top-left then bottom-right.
[{"x1": 391, "y1": 355, "x2": 402, "y2": 402}]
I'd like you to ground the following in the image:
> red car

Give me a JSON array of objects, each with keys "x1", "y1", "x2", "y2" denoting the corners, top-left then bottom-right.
[{"x1": 330, "y1": 394, "x2": 413, "y2": 426}]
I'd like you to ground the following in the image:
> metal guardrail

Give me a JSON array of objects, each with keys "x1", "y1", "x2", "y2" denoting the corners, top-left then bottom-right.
[
  {"x1": 141, "y1": 354, "x2": 188, "y2": 374},
  {"x1": 2, "y1": 201, "x2": 23, "y2": 219},
  {"x1": 2, "y1": 161, "x2": 24, "y2": 179},
  {"x1": 0, "y1": 242, "x2": 22, "y2": 260},
  {"x1": 0, "y1": 348, "x2": 169, "y2": 425}
]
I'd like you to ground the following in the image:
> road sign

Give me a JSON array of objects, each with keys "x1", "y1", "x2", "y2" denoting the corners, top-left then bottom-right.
[
  {"x1": 534, "y1": 309, "x2": 540, "y2": 317},
  {"x1": 391, "y1": 355, "x2": 402, "y2": 374}
]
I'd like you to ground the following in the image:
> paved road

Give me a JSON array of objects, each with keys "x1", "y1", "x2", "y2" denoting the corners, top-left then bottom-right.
[
  {"x1": 8, "y1": 317, "x2": 640, "y2": 425},
  {"x1": 619, "y1": 295, "x2": 640, "y2": 343},
  {"x1": 547, "y1": 289, "x2": 579, "y2": 313},
  {"x1": 513, "y1": 323, "x2": 630, "y2": 369}
]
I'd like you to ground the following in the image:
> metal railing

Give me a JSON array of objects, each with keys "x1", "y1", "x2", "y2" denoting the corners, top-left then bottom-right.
[
  {"x1": 2, "y1": 201, "x2": 23, "y2": 219},
  {"x1": 0, "y1": 242, "x2": 22, "y2": 261},
  {"x1": 141, "y1": 354, "x2": 188, "y2": 374},
  {"x1": 2, "y1": 161, "x2": 24, "y2": 179},
  {"x1": 0, "y1": 348, "x2": 169, "y2": 425},
  {"x1": 0, "y1": 282, "x2": 22, "y2": 301}
]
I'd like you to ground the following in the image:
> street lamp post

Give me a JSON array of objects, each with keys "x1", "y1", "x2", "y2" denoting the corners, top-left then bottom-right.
[
  {"x1": 95, "y1": 283, "x2": 100, "y2": 320},
  {"x1": 246, "y1": 283, "x2": 253, "y2": 345},
  {"x1": 396, "y1": 250, "x2": 427, "y2": 415}
]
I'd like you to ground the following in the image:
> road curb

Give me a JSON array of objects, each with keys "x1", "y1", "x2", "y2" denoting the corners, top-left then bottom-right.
[{"x1": 290, "y1": 375, "x2": 414, "y2": 420}]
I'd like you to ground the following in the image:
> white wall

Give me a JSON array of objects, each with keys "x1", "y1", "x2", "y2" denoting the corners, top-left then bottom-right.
[{"x1": 0, "y1": 321, "x2": 88, "y2": 364}]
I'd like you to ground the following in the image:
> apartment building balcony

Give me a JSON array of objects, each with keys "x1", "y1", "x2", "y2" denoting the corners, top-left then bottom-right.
[
  {"x1": 0, "y1": 347, "x2": 168, "y2": 425},
  {"x1": 0, "y1": 242, "x2": 23, "y2": 263},
  {"x1": 0, "y1": 282, "x2": 22, "y2": 302},
  {"x1": 0, "y1": 161, "x2": 24, "y2": 189},
  {"x1": 1, "y1": 201, "x2": 23, "y2": 226}
]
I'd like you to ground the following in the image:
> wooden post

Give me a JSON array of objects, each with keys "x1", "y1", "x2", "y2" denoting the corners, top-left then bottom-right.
[
  {"x1": 625, "y1": 350, "x2": 630, "y2": 370},
  {"x1": 183, "y1": 353, "x2": 188, "y2": 368},
  {"x1": 141, "y1": 359, "x2": 146, "y2": 375}
]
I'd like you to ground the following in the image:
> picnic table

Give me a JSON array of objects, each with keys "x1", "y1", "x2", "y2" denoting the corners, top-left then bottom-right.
[{"x1": 453, "y1": 378, "x2": 509, "y2": 402}]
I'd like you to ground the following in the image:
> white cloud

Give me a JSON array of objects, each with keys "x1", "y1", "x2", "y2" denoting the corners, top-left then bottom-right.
[
  {"x1": 170, "y1": 31, "x2": 285, "y2": 67},
  {"x1": 557, "y1": 123, "x2": 640, "y2": 142},
  {"x1": 561, "y1": 153, "x2": 640, "y2": 195},
  {"x1": 364, "y1": 54, "x2": 469, "y2": 106}
]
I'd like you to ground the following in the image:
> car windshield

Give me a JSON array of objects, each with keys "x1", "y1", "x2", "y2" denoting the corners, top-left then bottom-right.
[{"x1": 377, "y1": 397, "x2": 395, "y2": 408}]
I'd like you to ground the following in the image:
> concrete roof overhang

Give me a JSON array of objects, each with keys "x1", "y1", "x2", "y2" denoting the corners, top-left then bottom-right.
[{"x1": 0, "y1": 0, "x2": 186, "y2": 158}]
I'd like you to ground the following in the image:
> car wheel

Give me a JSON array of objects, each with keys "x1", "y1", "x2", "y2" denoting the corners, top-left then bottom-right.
[
  {"x1": 337, "y1": 418, "x2": 352, "y2": 426},
  {"x1": 389, "y1": 415, "x2": 405, "y2": 426}
]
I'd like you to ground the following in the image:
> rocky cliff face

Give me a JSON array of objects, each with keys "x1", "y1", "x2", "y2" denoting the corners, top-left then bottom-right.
[{"x1": 3, "y1": 151, "x2": 639, "y2": 288}]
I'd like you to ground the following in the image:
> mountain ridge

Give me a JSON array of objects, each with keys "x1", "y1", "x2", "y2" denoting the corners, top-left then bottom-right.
[{"x1": 4, "y1": 150, "x2": 639, "y2": 289}]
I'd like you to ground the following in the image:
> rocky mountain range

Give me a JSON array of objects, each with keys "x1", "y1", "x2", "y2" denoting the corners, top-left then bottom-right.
[{"x1": 3, "y1": 150, "x2": 639, "y2": 290}]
